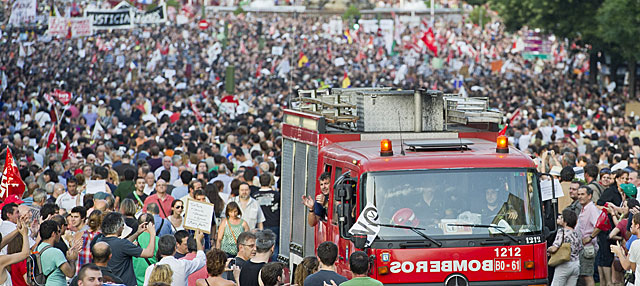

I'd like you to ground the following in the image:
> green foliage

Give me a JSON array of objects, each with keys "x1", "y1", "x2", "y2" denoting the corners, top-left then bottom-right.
[
  {"x1": 233, "y1": 6, "x2": 245, "y2": 15},
  {"x1": 165, "y1": 0, "x2": 180, "y2": 8},
  {"x1": 146, "y1": 3, "x2": 158, "y2": 11},
  {"x1": 342, "y1": 5, "x2": 361, "y2": 20},
  {"x1": 469, "y1": 6, "x2": 491, "y2": 26},
  {"x1": 596, "y1": 0, "x2": 640, "y2": 61},
  {"x1": 466, "y1": 0, "x2": 488, "y2": 5},
  {"x1": 489, "y1": 0, "x2": 535, "y2": 32}
]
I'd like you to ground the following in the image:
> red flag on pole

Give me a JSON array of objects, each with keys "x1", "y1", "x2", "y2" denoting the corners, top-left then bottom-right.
[
  {"x1": 0, "y1": 147, "x2": 26, "y2": 200},
  {"x1": 190, "y1": 102, "x2": 204, "y2": 123},
  {"x1": 47, "y1": 124, "x2": 58, "y2": 150},
  {"x1": 50, "y1": 107, "x2": 58, "y2": 124},
  {"x1": 421, "y1": 28, "x2": 438, "y2": 55},
  {"x1": 61, "y1": 141, "x2": 71, "y2": 162}
]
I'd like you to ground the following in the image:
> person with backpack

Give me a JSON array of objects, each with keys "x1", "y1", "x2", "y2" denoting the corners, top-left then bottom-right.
[
  {"x1": 100, "y1": 212, "x2": 156, "y2": 286},
  {"x1": 584, "y1": 164, "x2": 606, "y2": 203},
  {"x1": 34, "y1": 220, "x2": 80, "y2": 286},
  {"x1": 0, "y1": 215, "x2": 29, "y2": 286}
]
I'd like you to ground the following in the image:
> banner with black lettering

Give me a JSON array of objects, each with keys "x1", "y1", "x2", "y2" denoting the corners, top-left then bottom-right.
[
  {"x1": 114, "y1": 2, "x2": 167, "y2": 24},
  {"x1": 135, "y1": 5, "x2": 167, "y2": 24},
  {"x1": 85, "y1": 9, "x2": 133, "y2": 30}
]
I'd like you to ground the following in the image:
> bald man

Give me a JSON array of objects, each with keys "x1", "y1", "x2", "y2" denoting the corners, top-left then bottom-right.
[
  {"x1": 93, "y1": 200, "x2": 108, "y2": 212},
  {"x1": 70, "y1": 242, "x2": 124, "y2": 286}
]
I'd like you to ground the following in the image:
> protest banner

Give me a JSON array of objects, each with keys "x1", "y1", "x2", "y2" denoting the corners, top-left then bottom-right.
[
  {"x1": 625, "y1": 101, "x2": 640, "y2": 117},
  {"x1": 54, "y1": 89, "x2": 72, "y2": 105},
  {"x1": 183, "y1": 199, "x2": 215, "y2": 234},
  {"x1": 271, "y1": 46, "x2": 283, "y2": 56},
  {"x1": 490, "y1": 60, "x2": 504, "y2": 73},
  {"x1": 8, "y1": 0, "x2": 37, "y2": 26},
  {"x1": 86, "y1": 180, "x2": 107, "y2": 194},
  {"x1": 135, "y1": 5, "x2": 167, "y2": 24},
  {"x1": 47, "y1": 17, "x2": 93, "y2": 38},
  {"x1": 85, "y1": 9, "x2": 133, "y2": 30},
  {"x1": 115, "y1": 2, "x2": 167, "y2": 24}
]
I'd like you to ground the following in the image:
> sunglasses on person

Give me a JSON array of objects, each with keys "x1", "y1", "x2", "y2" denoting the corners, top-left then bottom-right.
[{"x1": 175, "y1": 205, "x2": 183, "y2": 209}]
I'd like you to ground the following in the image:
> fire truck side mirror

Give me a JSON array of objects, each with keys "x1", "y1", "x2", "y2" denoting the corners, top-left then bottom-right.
[{"x1": 352, "y1": 234, "x2": 367, "y2": 250}]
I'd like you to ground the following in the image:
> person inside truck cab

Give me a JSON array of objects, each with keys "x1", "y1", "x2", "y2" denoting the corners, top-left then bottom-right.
[
  {"x1": 302, "y1": 172, "x2": 332, "y2": 227},
  {"x1": 476, "y1": 187, "x2": 524, "y2": 227},
  {"x1": 409, "y1": 186, "x2": 444, "y2": 226}
]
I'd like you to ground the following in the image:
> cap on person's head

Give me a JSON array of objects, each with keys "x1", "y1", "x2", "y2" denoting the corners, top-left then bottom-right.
[
  {"x1": 93, "y1": 192, "x2": 109, "y2": 200},
  {"x1": 621, "y1": 184, "x2": 637, "y2": 197},
  {"x1": 0, "y1": 194, "x2": 24, "y2": 208},
  {"x1": 600, "y1": 167, "x2": 612, "y2": 175},
  {"x1": 550, "y1": 166, "x2": 562, "y2": 177}
]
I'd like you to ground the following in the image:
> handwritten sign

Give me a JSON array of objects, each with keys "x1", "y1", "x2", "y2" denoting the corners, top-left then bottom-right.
[
  {"x1": 184, "y1": 199, "x2": 215, "y2": 234},
  {"x1": 540, "y1": 179, "x2": 564, "y2": 201},
  {"x1": 86, "y1": 180, "x2": 106, "y2": 194}
]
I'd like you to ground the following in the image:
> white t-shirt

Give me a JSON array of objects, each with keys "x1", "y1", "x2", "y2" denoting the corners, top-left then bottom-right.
[
  {"x1": 628, "y1": 239, "x2": 640, "y2": 285},
  {"x1": 56, "y1": 192, "x2": 84, "y2": 213}
]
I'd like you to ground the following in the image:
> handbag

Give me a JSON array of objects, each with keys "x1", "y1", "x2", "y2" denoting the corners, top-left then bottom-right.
[
  {"x1": 548, "y1": 229, "x2": 572, "y2": 266},
  {"x1": 595, "y1": 208, "x2": 613, "y2": 231}
]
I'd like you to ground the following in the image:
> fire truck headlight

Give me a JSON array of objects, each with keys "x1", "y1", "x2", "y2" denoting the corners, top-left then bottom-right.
[
  {"x1": 524, "y1": 261, "x2": 535, "y2": 270},
  {"x1": 377, "y1": 266, "x2": 390, "y2": 275}
]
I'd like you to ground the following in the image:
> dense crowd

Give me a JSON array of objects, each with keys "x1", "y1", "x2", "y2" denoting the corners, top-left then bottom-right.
[{"x1": 0, "y1": 1, "x2": 640, "y2": 285}]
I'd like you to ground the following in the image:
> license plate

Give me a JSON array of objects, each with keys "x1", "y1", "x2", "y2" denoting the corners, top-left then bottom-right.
[{"x1": 494, "y1": 258, "x2": 521, "y2": 272}]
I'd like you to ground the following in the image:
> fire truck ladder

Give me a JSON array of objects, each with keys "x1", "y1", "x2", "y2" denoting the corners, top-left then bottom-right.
[
  {"x1": 291, "y1": 88, "x2": 503, "y2": 132},
  {"x1": 444, "y1": 94, "x2": 502, "y2": 128},
  {"x1": 291, "y1": 89, "x2": 359, "y2": 127}
]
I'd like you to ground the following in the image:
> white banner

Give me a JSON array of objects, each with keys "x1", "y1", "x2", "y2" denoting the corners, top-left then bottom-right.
[
  {"x1": 8, "y1": 0, "x2": 37, "y2": 26},
  {"x1": 47, "y1": 17, "x2": 93, "y2": 38}
]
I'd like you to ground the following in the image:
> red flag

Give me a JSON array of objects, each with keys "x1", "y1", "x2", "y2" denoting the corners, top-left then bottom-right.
[
  {"x1": 54, "y1": 89, "x2": 72, "y2": 105},
  {"x1": 498, "y1": 124, "x2": 508, "y2": 136},
  {"x1": 50, "y1": 107, "x2": 58, "y2": 124},
  {"x1": 170, "y1": 112, "x2": 181, "y2": 123},
  {"x1": 355, "y1": 50, "x2": 366, "y2": 62},
  {"x1": 375, "y1": 46, "x2": 384, "y2": 61},
  {"x1": 421, "y1": 28, "x2": 438, "y2": 55},
  {"x1": 47, "y1": 124, "x2": 58, "y2": 150},
  {"x1": 190, "y1": 102, "x2": 204, "y2": 123},
  {"x1": 509, "y1": 109, "x2": 521, "y2": 123},
  {"x1": 61, "y1": 141, "x2": 71, "y2": 162},
  {"x1": 0, "y1": 147, "x2": 26, "y2": 200},
  {"x1": 256, "y1": 61, "x2": 263, "y2": 78},
  {"x1": 240, "y1": 41, "x2": 248, "y2": 55}
]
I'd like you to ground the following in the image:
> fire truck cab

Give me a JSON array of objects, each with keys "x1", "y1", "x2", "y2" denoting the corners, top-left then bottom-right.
[{"x1": 279, "y1": 88, "x2": 548, "y2": 286}]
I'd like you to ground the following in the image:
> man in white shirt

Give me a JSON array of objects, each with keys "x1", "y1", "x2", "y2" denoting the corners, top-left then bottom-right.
[
  {"x1": 612, "y1": 213, "x2": 640, "y2": 285},
  {"x1": 56, "y1": 177, "x2": 84, "y2": 213},
  {"x1": 154, "y1": 156, "x2": 179, "y2": 184},
  {"x1": 143, "y1": 231, "x2": 206, "y2": 286},
  {"x1": 0, "y1": 200, "x2": 21, "y2": 254},
  {"x1": 227, "y1": 183, "x2": 265, "y2": 230},
  {"x1": 210, "y1": 164, "x2": 234, "y2": 195}
]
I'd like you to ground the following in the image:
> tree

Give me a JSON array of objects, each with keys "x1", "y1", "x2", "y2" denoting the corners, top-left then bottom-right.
[
  {"x1": 492, "y1": 0, "x2": 604, "y2": 83},
  {"x1": 597, "y1": 0, "x2": 640, "y2": 97}
]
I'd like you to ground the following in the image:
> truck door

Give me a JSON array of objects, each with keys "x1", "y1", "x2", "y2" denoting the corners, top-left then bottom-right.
[{"x1": 329, "y1": 166, "x2": 357, "y2": 278}]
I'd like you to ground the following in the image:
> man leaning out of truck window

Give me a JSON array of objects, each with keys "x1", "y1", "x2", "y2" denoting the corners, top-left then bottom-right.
[{"x1": 302, "y1": 172, "x2": 331, "y2": 227}]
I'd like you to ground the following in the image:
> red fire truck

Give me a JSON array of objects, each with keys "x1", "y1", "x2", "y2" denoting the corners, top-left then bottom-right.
[{"x1": 278, "y1": 88, "x2": 548, "y2": 286}]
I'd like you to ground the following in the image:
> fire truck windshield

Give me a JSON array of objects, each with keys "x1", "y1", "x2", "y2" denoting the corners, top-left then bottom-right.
[{"x1": 364, "y1": 169, "x2": 542, "y2": 239}]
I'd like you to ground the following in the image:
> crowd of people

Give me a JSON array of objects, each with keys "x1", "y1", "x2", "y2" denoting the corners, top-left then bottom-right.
[{"x1": 0, "y1": 0, "x2": 639, "y2": 283}]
